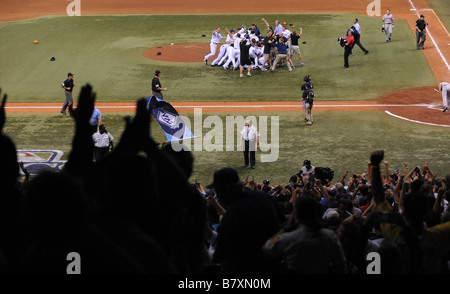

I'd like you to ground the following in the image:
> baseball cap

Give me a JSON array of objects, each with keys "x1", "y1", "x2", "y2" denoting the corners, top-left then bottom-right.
[
  {"x1": 230, "y1": 29, "x2": 235, "y2": 33},
  {"x1": 68, "y1": 72, "x2": 74, "y2": 77},
  {"x1": 206, "y1": 167, "x2": 240, "y2": 189},
  {"x1": 420, "y1": 15, "x2": 425, "y2": 18},
  {"x1": 155, "y1": 70, "x2": 161, "y2": 75},
  {"x1": 303, "y1": 159, "x2": 311, "y2": 165}
]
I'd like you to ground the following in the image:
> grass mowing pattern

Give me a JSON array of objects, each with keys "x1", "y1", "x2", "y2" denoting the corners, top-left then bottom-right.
[
  {"x1": 0, "y1": 13, "x2": 436, "y2": 102},
  {"x1": 4, "y1": 111, "x2": 450, "y2": 186}
]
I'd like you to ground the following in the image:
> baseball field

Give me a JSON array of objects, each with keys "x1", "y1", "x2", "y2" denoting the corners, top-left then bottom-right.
[{"x1": 1, "y1": 0, "x2": 450, "y2": 185}]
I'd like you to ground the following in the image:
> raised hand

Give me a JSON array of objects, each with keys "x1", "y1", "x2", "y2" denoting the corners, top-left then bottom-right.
[
  {"x1": 74, "y1": 84, "x2": 96, "y2": 128},
  {"x1": 0, "y1": 88, "x2": 7, "y2": 133},
  {"x1": 370, "y1": 150, "x2": 384, "y2": 166}
]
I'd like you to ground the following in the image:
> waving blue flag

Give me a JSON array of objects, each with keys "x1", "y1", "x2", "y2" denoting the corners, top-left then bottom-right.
[{"x1": 146, "y1": 96, "x2": 195, "y2": 142}]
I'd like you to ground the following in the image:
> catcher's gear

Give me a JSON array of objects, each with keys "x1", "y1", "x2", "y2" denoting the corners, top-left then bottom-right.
[{"x1": 381, "y1": 27, "x2": 385, "y2": 32}]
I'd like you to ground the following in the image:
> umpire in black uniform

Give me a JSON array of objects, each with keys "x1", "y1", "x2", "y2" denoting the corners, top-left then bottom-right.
[
  {"x1": 415, "y1": 15, "x2": 427, "y2": 50},
  {"x1": 151, "y1": 70, "x2": 167, "y2": 99},
  {"x1": 60, "y1": 72, "x2": 76, "y2": 117}
]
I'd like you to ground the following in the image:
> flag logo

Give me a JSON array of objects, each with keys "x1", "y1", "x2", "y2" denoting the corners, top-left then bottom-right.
[{"x1": 146, "y1": 96, "x2": 195, "y2": 142}]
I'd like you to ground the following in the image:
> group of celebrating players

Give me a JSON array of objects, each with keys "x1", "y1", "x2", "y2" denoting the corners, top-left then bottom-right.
[{"x1": 204, "y1": 18, "x2": 304, "y2": 77}]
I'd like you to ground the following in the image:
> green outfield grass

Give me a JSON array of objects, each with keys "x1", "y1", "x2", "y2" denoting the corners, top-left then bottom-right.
[
  {"x1": 426, "y1": 0, "x2": 450, "y2": 30},
  {"x1": 0, "y1": 13, "x2": 436, "y2": 102},
  {"x1": 4, "y1": 110, "x2": 450, "y2": 186}
]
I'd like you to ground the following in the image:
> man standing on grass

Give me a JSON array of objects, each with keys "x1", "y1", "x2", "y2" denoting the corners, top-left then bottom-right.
[
  {"x1": 352, "y1": 19, "x2": 369, "y2": 55},
  {"x1": 289, "y1": 26, "x2": 304, "y2": 67},
  {"x1": 338, "y1": 30, "x2": 354, "y2": 68},
  {"x1": 239, "y1": 36, "x2": 252, "y2": 77},
  {"x1": 92, "y1": 124, "x2": 114, "y2": 162},
  {"x1": 60, "y1": 72, "x2": 76, "y2": 117},
  {"x1": 269, "y1": 36, "x2": 292, "y2": 72},
  {"x1": 152, "y1": 70, "x2": 167, "y2": 99},
  {"x1": 240, "y1": 119, "x2": 259, "y2": 169},
  {"x1": 382, "y1": 9, "x2": 395, "y2": 42},
  {"x1": 302, "y1": 82, "x2": 315, "y2": 125}
]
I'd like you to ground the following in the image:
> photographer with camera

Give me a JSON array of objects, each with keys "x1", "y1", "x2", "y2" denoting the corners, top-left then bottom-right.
[{"x1": 301, "y1": 82, "x2": 315, "y2": 125}]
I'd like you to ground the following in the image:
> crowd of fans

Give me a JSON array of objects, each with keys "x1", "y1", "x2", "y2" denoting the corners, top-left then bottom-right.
[{"x1": 1, "y1": 86, "x2": 450, "y2": 274}]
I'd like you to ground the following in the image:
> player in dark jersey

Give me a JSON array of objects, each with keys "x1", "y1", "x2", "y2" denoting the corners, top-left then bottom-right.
[{"x1": 239, "y1": 36, "x2": 252, "y2": 77}]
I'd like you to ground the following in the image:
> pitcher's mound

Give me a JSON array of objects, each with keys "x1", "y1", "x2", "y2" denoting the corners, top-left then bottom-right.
[{"x1": 144, "y1": 43, "x2": 212, "y2": 63}]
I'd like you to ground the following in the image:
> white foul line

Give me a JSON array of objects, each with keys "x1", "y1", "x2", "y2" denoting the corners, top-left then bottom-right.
[
  {"x1": 4, "y1": 103, "x2": 434, "y2": 109},
  {"x1": 385, "y1": 110, "x2": 450, "y2": 127},
  {"x1": 408, "y1": 0, "x2": 450, "y2": 71}
]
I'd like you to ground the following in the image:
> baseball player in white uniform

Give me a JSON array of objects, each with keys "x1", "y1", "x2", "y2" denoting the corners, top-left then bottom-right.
[
  {"x1": 382, "y1": 9, "x2": 395, "y2": 42},
  {"x1": 210, "y1": 43, "x2": 229, "y2": 66},
  {"x1": 249, "y1": 40, "x2": 263, "y2": 69},
  {"x1": 223, "y1": 27, "x2": 244, "y2": 70},
  {"x1": 440, "y1": 82, "x2": 450, "y2": 112},
  {"x1": 212, "y1": 29, "x2": 236, "y2": 66},
  {"x1": 204, "y1": 28, "x2": 224, "y2": 65}
]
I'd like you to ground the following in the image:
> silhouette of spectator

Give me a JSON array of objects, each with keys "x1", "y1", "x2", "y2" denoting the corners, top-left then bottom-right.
[
  {"x1": 210, "y1": 167, "x2": 284, "y2": 274},
  {"x1": 3, "y1": 83, "x2": 450, "y2": 274},
  {"x1": 264, "y1": 193, "x2": 347, "y2": 273},
  {"x1": 0, "y1": 91, "x2": 28, "y2": 272}
]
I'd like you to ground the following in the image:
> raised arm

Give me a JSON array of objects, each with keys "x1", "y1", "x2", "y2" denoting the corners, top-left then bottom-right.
[
  {"x1": 370, "y1": 150, "x2": 386, "y2": 206},
  {"x1": 404, "y1": 161, "x2": 410, "y2": 176},
  {"x1": 224, "y1": 27, "x2": 233, "y2": 39},
  {"x1": 367, "y1": 161, "x2": 372, "y2": 183},
  {"x1": 0, "y1": 88, "x2": 7, "y2": 133},
  {"x1": 262, "y1": 18, "x2": 270, "y2": 30},
  {"x1": 433, "y1": 187, "x2": 446, "y2": 213},
  {"x1": 423, "y1": 161, "x2": 435, "y2": 182},
  {"x1": 339, "y1": 170, "x2": 348, "y2": 184},
  {"x1": 315, "y1": 179, "x2": 330, "y2": 201},
  {"x1": 64, "y1": 84, "x2": 96, "y2": 177},
  {"x1": 406, "y1": 165, "x2": 416, "y2": 183},
  {"x1": 384, "y1": 161, "x2": 390, "y2": 185}
]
